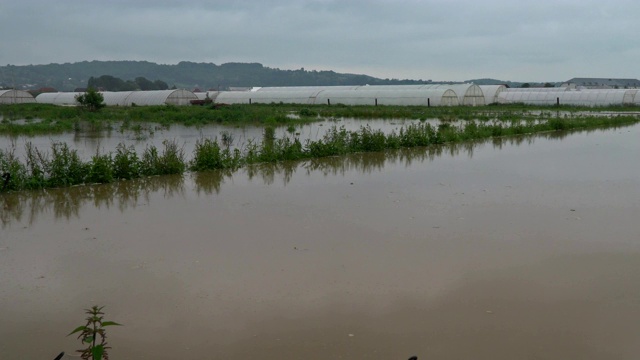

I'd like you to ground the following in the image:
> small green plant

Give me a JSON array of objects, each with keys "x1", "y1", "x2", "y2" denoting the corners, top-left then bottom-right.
[
  {"x1": 220, "y1": 130, "x2": 235, "y2": 148},
  {"x1": 299, "y1": 108, "x2": 316, "y2": 117},
  {"x1": 113, "y1": 143, "x2": 141, "y2": 180},
  {"x1": 68, "y1": 305, "x2": 122, "y2": 360},
  {"x1": 263, "y1": 126, "x2": 276, "y2": 142}
]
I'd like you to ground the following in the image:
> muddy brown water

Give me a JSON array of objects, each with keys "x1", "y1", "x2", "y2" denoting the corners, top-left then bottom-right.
[{"x1": 1, "y1": 125, "x2": 640, "y2": 360}]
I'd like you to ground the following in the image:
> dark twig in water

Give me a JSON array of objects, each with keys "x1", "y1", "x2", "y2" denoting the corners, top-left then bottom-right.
[
  {"x1": 53, "y1": 352, "x2": 65, "y2": 360},
  {"x1": 2, "y1": 172, "x2": 10, "y2": 190}
]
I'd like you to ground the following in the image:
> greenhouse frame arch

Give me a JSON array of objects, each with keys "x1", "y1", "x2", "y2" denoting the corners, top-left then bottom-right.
[{"x1": 0, "y1": 90, "x2": 36, "y2": 104}]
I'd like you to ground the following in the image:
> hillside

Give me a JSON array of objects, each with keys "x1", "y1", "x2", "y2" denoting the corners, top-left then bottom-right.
[
  {"x1": 0, "y1": 61, "x2": 428, "y2": 91},
  {"x1": 465, "y1": 78, "x2": 561, "y2": 88}
]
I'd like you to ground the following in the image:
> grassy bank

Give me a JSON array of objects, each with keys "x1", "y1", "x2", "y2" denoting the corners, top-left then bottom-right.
[
  {"x1": 1, "y1": 102, "x2": 640, "y2": 135},
  {"x1": 1, "y1": 115, "x2": 638, "y2": 193}
]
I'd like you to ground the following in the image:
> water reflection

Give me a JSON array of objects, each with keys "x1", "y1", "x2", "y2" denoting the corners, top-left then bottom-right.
[
  {"x1": 490, "y1": 124, "x2": 627, "y2": 150},
  {"x1": 1, "y1": 175, "x2": 185, "y2": 228},
  {"x1": 0, "y1": 118, "x2": 423, "y2": 161},
  {"x1": 192, "y1": 169, "x2": 233, "y2": 195},
  {"x1": 0, "y1": 125, "x2": 632, "y2": 228}
]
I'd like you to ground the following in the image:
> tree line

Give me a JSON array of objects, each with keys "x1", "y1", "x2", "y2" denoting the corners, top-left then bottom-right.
[
  {"x1": 87, "y1": 75, "x2": 171, "y2": 91},
  {"x1": 0, "y1": 61, "x2": 428, "y2": 92}
]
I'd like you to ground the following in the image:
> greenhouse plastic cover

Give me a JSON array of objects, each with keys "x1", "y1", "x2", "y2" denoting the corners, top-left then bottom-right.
[
  {"x1": 0, "y1": 90, "x2": 36, "y2": 104},
  {"x1": 36, "y1": 90, "x2": 197, "y2": 106}
]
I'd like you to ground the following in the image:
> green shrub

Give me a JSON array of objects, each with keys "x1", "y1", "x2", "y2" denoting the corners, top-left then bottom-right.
[
  {"x1": 87, "y1": 151, "x2": 114, "y2": 184},
  {"x1": 158, "y1": 139, "x2": 186, "y2": 175},
  {"x1": 113, "y1": 144, "x2": 141, "y2": 180},
  {"x1": 191, "y1": 138, "x2": 241, "y2": 171},
  {"x1": 47, "y1": 142, "x2": 87, "y2": 187}
]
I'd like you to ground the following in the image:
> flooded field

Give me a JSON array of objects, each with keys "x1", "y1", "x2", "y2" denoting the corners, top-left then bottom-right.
[
  {"x1": 1, "y1": 124, "x2": 640, "y2": 359},
  {"x1": 0, "y1": 118, "x2": 433, "y2": 160}
]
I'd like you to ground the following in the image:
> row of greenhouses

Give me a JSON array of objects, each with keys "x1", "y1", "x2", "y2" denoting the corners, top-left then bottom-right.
[
  {"x1": 4, "y1": 86, "x2": 640, "y2": 107},
  {"x1": 204, "y1": 85, "x2": 640, "y2": 107}
]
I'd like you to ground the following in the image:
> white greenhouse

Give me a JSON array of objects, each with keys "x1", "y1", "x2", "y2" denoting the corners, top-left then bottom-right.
[
  {"x1": 501, "y1": 87, "x2": 569, "y2": 92},
  {"x1": 123, "y1": 90, "x2": 197, "y2": 106},
  {"x1": 0, "y1": 89, "x2": 36, "y2": 104},
  {"x1": 356, "y1": 84, "x2": 485, "y2": 106},
  {"x1": 214, "y1": 89, "x2": 325, "y2": 105},
  {"x1": 370, "y1": 84, "x2": 485, "y2": 106},
  {"x1": 478, "y1": 85, "x2": 507, "y2": 104},
  {"x1": 35, "y1": 92, "x2": 78, "y2": 106},
  {"x1": 36, "y1": 90, "x2": 198, "y2": 106},
  {"x1": 212, "y1": 84, "x2": 489, "y2": 107},
  {"x1": 313, "y1": 88, "x2": 460, "y2": 106},
  {"x1": 332, "y1": 84, "x2": 480, "y2": 105},
  {"x1": 252, "y1": 86, "x2": 362, "y2": 92},
  {"x1": 497, "y1": 89, "x2": 637, "y2": 106}
]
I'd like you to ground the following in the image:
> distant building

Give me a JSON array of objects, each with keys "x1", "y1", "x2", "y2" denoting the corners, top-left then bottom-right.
[{"x1": 562, "y1": 78, "x2": 640, "y2": 89}]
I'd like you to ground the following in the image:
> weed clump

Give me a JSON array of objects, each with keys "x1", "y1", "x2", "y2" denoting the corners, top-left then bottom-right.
[
  {"x1": 113, "y1": 144, "x2": 141, "y2": 180},
  {"x1": 140, "y1": 140, "x2": 185, "y2": 176},
  {"x1": 190, "y1": 137, "x2": 242, "y2": 171}
]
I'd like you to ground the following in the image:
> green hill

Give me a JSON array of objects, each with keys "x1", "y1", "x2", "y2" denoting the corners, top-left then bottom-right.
[
  {"x1": 0, "y1": 61, "x2": 428, "y2": 91},
  {"x1": 465, "y1": 78, "x2": 561, "y2": 88}
]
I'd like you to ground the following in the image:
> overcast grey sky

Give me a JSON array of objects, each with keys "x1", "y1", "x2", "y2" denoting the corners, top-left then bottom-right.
[{"x1": 1, "y1": 0, "x2": 638, "y2": 82}]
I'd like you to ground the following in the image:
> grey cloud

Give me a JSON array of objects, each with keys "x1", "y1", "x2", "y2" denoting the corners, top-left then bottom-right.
[{"x1": 1, "y1": 0, "x2": 639, "y2": 81}]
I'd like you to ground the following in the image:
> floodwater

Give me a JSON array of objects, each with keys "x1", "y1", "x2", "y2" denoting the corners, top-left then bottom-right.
[
  {"x1": 1, "y1": 125, "x2": 640, "y2": 360},
  {"x1": 0, "y1": 118, "x2": 437, "y2": 161}
]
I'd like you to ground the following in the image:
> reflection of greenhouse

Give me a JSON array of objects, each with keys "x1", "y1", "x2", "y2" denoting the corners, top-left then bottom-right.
[
  {"x1": 0, "y1": 89, "x2": 36, "y2": 104},
  {"x1": 25, "y1": 84, "x2": 640, "y2": 107},
  {"x1": 35, "y1": 89, "x2": 197, "y2": 106}
]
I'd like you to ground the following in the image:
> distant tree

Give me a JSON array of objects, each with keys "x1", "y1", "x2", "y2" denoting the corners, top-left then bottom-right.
[
  {"x1": 89, "y1": 75, "x2": 137, "y2": 91},
  {"x1": 153, "y1": 80, "x2": 169, "y2": 90},
  {"x1": 135, "y1": 76, "x2": 156, "y2": 90},
  {"x1": 544, "y1": 82, "x2": 555, "y2": 88},
  {"x1": 521, "y1": 83, "x2": 531, "y2": 88},
  {"x1": 124, "y1": 80, "x2": 138, "y2": 90},
  {"x1": 75, "y1": 87, "x2": 105, "y2": 112}
]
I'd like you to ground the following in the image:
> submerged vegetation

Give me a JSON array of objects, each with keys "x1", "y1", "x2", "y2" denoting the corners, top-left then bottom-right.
[
  {"x1": 1, "y1": 102, "x2": 640, "y2": 135},
  {"x1": 1, "y1": 113, "x2": 638, "y2": 193},
  {"x1": 0, "y1": 127, "x2": 623, "y2": 228}
]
